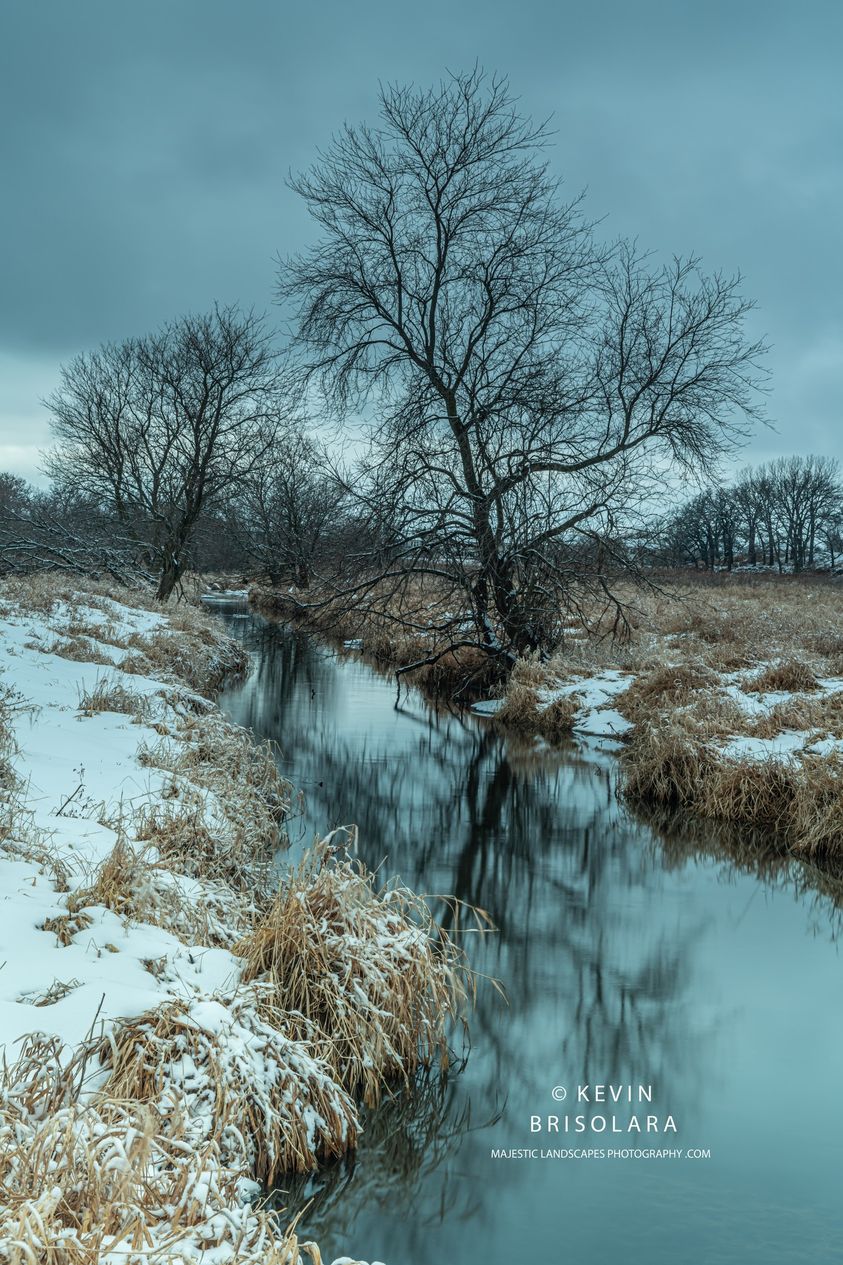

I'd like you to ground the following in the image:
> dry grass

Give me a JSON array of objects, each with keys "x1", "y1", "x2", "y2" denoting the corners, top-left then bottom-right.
[
  {"x1": 750, "y1": 691, "x2": 843, "y2": 740},
  {"x1": 236, "y1": 836, "x2": 476, "y2": 1106},
  {"x1": 617, "y1": 662, "x2": 720, "y2": 725},
  {"x1": 494, "y1": 681, "x2": 542, "y2": 730},
  {"x1": 621, "y1": 722, "x2": 843, "y2": 858},
  {"x1": 0, "y1": 684, "x2": 21, "y2": 807},
  {"x1": 0, "y1": 571, "x2": 140, "y2": 615},
  {"x1": 120, "y1": 625, "x2": 248, "y2": 697},
  {"x1": 77, "y1": 677, "x2": 151, "y2": 719},
  {"x1": 44, "y1": 635, "x2": 114, "y2": 666},
  {"x1": 747, "y1": 659, "x2": 821, "y2": 693},
  {"x1": 135, "y1": 709, "x2": 288, "y2": 889},
  {"x1": 789, "y1": 755, "x2": 843, "y2": 856},
  {"x1": 96, "y1": 986, "x2": 358, "y2": 1182},
  {"x1": 39, "y1": 909, "x2": 95, "y2": 946},
  {"x1": 2, "y1": 570, "x2": 249, "y2": 699},
  {"x1": 536, "y1": 693, "x2": 580, "y2": 741},
  {"x1": 67, "y1": 835, "x2": 252, "y2": 949},
  {"x1": 493, "y1": 658, "x2": 578, "y2": 741},
  {"x1": 697, "y1": 757, "x2": 798, "y2": 830},
  {"x1": 0, "y1": 1034, "x2": 328, "y2": 1264},
  {"x1": 620, "y1": 720, "x2": 715, "y2": 806}
]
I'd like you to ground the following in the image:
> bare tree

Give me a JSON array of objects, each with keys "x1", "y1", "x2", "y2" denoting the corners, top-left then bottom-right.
[
  {"x1": 231, "y1": 430, "x2": 345, "y2": 587},
  {"x1": 45, "y1": 306, "x2": 287, "y2": 599},
  {"x1": 279, "y1": 70, "x2": 767, "y2": 666},
  {"x1": 0, "y1": 479, "x2": 153, "y2": 585}
]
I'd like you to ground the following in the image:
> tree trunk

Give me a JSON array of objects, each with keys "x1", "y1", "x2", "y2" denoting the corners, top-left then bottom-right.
[
  {"x1": 155, "y1": 540, "x2": 185, "y2": 602},
  {"x1": 156, "y1": 559, "x2": 181, "y2": 601},
  {"x1": 747, "y1": 522, "x2": 757, "y2": 566}
]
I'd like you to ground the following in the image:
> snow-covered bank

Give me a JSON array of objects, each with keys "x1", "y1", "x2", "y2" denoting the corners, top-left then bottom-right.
[
  {"x1": 488, "y1": 622, "x2": 843, "y2": 854},
  {"x1": 0, "y1": 575, "x2": 462, "y2": 1263}
]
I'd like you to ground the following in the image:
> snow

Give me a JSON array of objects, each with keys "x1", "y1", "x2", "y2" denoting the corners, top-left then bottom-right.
[
  {"x1": 471, "y1": 697, "x2": 504, "y2": 715},
  {"x1": 718, "y1": 731, "x2": 809, "y2": 762},
  {"x1": 201, "y1": 589, "x2": 249, "y2": 601},
  {"x1": 719, "y1": 730, "x2": 843, "y2": 763},
  {"x1": 540, "y1": 668, "x2": 634, "y2": 737},
  {"x1": 722, "y1": 671, "x2": 843, "y2": 720},
  {"x1": 575, "y1": 705, "x2": 633, "y2": 738},
  {"x1": 471, "y1": 668, "x2": 634, "y2": 736},
  {"x1": 0, "y1": 584, "x2": 381, "y2": 1265},
  {"x1": 0, "y1": 599, "x2": 241, "y2": 1048}
]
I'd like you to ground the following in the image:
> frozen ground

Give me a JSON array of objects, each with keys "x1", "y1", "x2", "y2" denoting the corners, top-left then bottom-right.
[{"x1": 0, "y1": 580, "x2": 383, "y2": 1264}]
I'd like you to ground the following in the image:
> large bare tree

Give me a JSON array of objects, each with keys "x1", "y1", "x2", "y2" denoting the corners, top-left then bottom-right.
[
  {"x1": 279, "y1": 70, "x2": 767, "y2": 666},
  {"x1": 45, "y1": 306, "x2": 286, "y2": 599}
]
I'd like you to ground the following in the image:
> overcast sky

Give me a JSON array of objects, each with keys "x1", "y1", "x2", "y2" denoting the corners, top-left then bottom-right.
[{"x1": 1, "y1": 0, "x2": 840, "y2": 484}]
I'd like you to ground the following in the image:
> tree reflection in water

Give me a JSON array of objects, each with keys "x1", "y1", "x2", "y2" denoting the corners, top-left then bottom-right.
[{"x1": 213, "y1": 609, "x2": 843, "y2": 1264}]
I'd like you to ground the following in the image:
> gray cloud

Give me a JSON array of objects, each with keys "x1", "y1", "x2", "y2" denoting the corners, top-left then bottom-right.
[{"x1": 1, "y1": 0, "x2": 840, "y2": 480}]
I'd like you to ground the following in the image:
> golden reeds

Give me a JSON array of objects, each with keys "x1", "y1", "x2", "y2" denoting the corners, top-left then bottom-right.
[
  {"x1": 0, "y1": 1034, "x2": 326, "y2": 1263},
  {"x1": 96, "y1": 986, "x2": 359, "y2": 1182},
  {"x1": 747, "y1": 659, "x2": 820, "y2": 693},
  {"x1": 236, "y1": 836, "x2": 475, "y2": 1106}
]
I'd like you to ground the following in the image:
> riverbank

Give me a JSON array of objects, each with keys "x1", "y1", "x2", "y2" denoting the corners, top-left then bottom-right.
[
  {"x1": 493, "y1": 577, "x2": 843, "y2": 857},
  {"x1": 0, "y1": 574, "x2": 470, "y2": 1263},
  {"x1": 248, "y1": 580, "x2": 503, "y2": 698},
  {"x1": 250, "y1": 573, "x2": 843, "y2": 855}
]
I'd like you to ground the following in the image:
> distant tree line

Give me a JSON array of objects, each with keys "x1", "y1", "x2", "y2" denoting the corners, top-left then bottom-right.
[{"x1": 656, "y1": 456, "x2": 843, "y2": 573}]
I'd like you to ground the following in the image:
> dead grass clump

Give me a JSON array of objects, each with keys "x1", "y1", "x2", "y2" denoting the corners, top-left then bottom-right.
[
  {"x1": 805, "y1": 631, "x2": 843, "y2": 659},
  {"x1": 135, "y1": 807, "x2": 271, "y2": 941},
  {"x1": 0, "y1": 1034, "x2": 322, "y2": 1263},
  {"x1": 40, "y1": 909, "x2": 94, "y2": 946},
  {"x1": 698, "y1": 758, "x2": 798, "y2": 830},
  {"x1": 495, "y1": 681, "x2": 541, "y2": 730},
  {"x1": 789, "y1": 755, "x2": 843, "y2": 857},
  {"x1": 508, "y1": 654, "x2": 554, "y2": 689},
  {"x1": 237, "y1": 837, "x2": 474, "y2": 1106},
  {"x1": 45, "y1": 635, "x2": 114, "y2": 666},
  {"x1": 77, "y1": 677, "x2": 151, "y2": 718},
  {"x1": 27, "y1": 978, "x2": 82, "y2": 1007},
  {"x1": 122, "y1": 626, "x2": 248, "y2": 697},
  {"x1": 696, "y1": 639, "x2": 757, "y2": 672},
  {"x1": 136, "y1": 713, "x2": 287, "y2": 888},
  {"x1": 618, "y1": 662, "x2": 719, "y2": 725},
  {"x1": 537, "y1": 694, "x2": 579, "y2": 741},
  {"x1": 139, "y1": 712, "x2": 286, "y2": 820},
  {"x1": 663, "y1": 601, "x2": 757, "y2": 648},
  {"x1": 75, "y1": 834, "x2": 256, "y2": 947},
  {"x1": 495, "y1": 657, "x2": 583, "y2": 737},
  {"x1": 748, "y1": 659, "x2": 820, "y2": 693},
  {"x1": 751, "y1": 691, "x2": 843, "y2": 740},
  {"x1": 97, "y1": 987, "x2": 358, "y2": 1181},
  {"x1": 621, "y1": 721, "x2": 713, "y2": 806}
]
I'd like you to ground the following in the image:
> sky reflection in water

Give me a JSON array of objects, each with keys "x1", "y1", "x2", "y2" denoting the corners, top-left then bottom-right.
[{"x1": 215, "y1": 609, "x2": 843, "y2": 1265}]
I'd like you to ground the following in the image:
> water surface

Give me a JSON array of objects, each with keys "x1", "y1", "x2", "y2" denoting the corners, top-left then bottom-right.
[{"x1": 214, "y1": 607, "x2": 843, "y2": 1265}]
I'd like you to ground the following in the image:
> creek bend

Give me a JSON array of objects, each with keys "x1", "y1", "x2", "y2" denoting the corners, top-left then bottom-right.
[{"x1": 213, "y1": 605, "x2": 843, "y2": 1265}]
